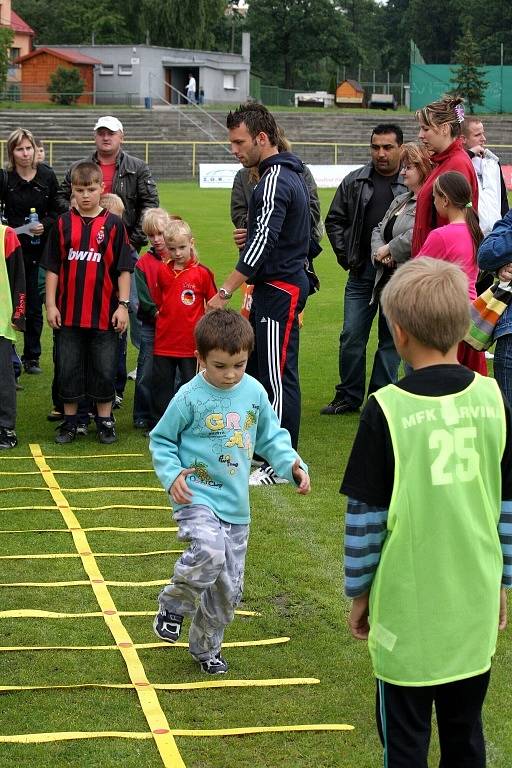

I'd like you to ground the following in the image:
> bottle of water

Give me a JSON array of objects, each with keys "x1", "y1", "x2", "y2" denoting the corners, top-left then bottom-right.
[{"x1": 29, "y1": 208, "x2": 40, "y2": 245}]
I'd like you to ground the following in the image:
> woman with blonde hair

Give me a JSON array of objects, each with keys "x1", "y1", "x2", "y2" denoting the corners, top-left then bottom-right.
[
  {"x1": 3, "y1": 127, "x2": 62, "y2": 374},
  {"x1": 412, "y1": 95, "x2": 478, "y2": 256},
  {"x1": 371, "y1": 142, "x2": 433, "y2": 300}
]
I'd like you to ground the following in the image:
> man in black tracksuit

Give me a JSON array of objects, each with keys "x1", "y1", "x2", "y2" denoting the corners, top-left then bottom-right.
[{"x1": 208, "y1": 103, "x2": 310, "y2": 486}]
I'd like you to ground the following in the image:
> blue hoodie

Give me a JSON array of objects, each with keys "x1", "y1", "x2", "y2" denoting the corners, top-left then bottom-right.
[{"x1": 235, "y1": 151, "x2": 310, "y2": 285}]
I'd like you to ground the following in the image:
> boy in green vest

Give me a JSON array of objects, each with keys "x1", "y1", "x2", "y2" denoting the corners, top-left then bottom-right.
[{"x1": 342, "y1": 257, "x2": 512, "y2": 767}]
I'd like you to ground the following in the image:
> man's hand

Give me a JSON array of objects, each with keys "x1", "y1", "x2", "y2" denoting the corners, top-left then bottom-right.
[
  {"x1": 499, "y1": 586, "x2": 507, "y2": 631},
  {"x1": 207, "y1": 292, "x2": 230, "y2": 311},
  {"x1": 233, "y1": 228, "x2": 247, "y2": 249},
  {"x1": 291, "y1": 458, "x2": 311, "y2": 494},
  {"x1": 46, "y1": 305, "x2": 61, "y2": 329},
  {"x1": 170, "y1": 469, "x2": 194, "y2": 505},
  {"x1": 112, "y1": 305, "x2": 128, "y2": 333},
  {"x1": 349, "y1": 594, "x2": 370, "y2": 640}
]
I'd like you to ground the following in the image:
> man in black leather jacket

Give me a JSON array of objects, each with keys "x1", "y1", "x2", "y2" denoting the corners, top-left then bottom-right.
[
  {"x1": 57, "y1": 115, "x2": 159, "y2": 252},
  {"x1": 321, "y1": 124, "x2": 406, "y2": 415}
]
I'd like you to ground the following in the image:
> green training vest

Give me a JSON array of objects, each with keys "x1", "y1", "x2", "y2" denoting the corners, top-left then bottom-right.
[
  {"x1": 0, "y1": 226, "x2": 14, "y2": 342},
  {"x1": 370, "y1": 375, "x2": 505, "y2": 686}
]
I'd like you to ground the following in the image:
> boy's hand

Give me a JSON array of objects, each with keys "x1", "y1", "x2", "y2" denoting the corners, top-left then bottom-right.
[
  {"x1": 170, "y1": 469, "x2": 194, "y2": 505},
  {"x1": 498, "y1": 264, "x2": 512, "y2": 282},
  {"x1": 112, "y1": 305, "x2": 128, "y2": 333},
  {"x1": 292, "y1": 459, "x2": 311, "y2": 494},
  {"x1": 499, "y1": 587, "x2": 507, "y2": 631},
  {"x1": 46, "y1": 305, "x2": 61, "y2": 329},
  {"x1": 349, "y1": 594, "x2": 370, "y2": 640}
]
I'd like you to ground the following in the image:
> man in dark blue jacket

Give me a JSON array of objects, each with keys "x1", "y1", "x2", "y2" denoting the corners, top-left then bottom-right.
[{"x1": 208, "y1": 103, "x2": 310, "y2": 485}]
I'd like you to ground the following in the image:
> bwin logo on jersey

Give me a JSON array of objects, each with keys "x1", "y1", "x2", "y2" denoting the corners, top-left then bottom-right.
[{"x1": 68, "y1": 248, "x2": 102, "y2": 262}]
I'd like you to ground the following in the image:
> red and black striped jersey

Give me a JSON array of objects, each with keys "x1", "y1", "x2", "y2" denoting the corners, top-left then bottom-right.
[
  {"x1": 3, "y1": 226, "x2": 25, "y2": 333},
  {"x1": 42, "y1": 208, "x2": 133, "y2": 330}
]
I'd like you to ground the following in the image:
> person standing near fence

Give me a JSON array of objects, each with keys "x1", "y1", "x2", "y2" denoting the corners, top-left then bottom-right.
[
  {"x1": 2, "y1": 128, "x2": 63, "y2": 376},
  {"x1": 208, "y1": 103, "x2": 311, "y2": 486},
  {"x1": 57, "y1": 116, "x2": 160, "y2": 396}
]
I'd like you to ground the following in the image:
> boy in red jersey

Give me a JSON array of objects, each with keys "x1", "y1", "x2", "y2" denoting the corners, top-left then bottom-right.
[
  {"x1": 133, "y1": 207, "x2": 171, "y2": 430},
  {"x1": 152, "y1": 218, "x2": 216, "y2": 421},
  {"x1": 42, "y1": 162, "x2": 133, "y2": 445}
]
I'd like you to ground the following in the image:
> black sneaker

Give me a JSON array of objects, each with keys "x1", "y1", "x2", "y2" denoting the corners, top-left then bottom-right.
[
  {"x1": 47, "y1": 409, "x2": 63, "y2": 422},
  {"x1": 76, "y1": 423, "x2": 88, "y2": 436},
  {"x1": 200, "y1": 653, "x2": 228, "y2": 675},
  {"x1": 23, "y1": 360, "x2": 42, "y2": 375},
  {"x1": 153, "y1": 610, "x2": 183, "y2": 643},
  {"x1": 97, "y1": 419, "x2": 116, "y2": 444},
  {"x1": 320, "y1": 398, "x2": 360, "y2": 415},
  {"x1": 55, "y1": 420, "x2": 77, "y2": 444},
  {"x1": 0, "y1": 428, "x2": 17, "y2": 449}
]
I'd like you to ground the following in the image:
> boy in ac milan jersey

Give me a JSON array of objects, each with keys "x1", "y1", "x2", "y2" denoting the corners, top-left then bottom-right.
[
  {"x1": 151, "y1": 218, "x2": 216, "y2": 421},
  {"x1": 41, "y1": 161, "x2": 133, "y2": 445}
]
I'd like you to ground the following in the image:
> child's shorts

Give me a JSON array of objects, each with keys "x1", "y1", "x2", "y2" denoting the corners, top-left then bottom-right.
[{"x1": 58, "y1": 326, "x2": 117, "y2": 403}]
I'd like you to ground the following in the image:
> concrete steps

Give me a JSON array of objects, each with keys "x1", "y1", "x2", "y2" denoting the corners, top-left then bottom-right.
[{"x1": 2, "y1": 109, "x2": 511, "y2": 178}]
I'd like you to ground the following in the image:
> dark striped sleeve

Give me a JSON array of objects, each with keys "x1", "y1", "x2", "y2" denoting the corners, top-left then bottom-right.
[
  {"x1": 500, "y1": 501, "x2": 512, "y2": 588},
  {"x1": 344, "y1": 499, "x2": 388, "y2": 597}
]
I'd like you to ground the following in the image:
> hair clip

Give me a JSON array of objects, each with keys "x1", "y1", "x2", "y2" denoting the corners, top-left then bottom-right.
[
  {"x1": 454, "y1": 104, "x2": 465, "y2": 123},
  {"x1": 465, "y1": 201, "x2": 472, "y2": 208}
]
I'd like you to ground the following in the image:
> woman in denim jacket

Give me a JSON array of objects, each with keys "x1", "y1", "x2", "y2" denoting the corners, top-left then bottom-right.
[
  {"x1": 371, "y1": 142, "x2": 433, "y2": 303},
  {"x1": 478, "y1": 210, "x2": 512, "y2": 402}
]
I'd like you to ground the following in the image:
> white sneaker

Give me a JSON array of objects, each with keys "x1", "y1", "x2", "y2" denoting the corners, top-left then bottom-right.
[
  {"x1": 127, "y1": 368, "x2": 137, "y2": 380},
  {"x1": 249, "y1": 464, "x2": 289, "y2": 486}
]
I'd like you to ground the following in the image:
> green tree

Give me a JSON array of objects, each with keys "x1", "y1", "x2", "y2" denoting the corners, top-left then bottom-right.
[
  {"x1": 402, "y1": 0, "x2": 464, "y2": 63},
  {"x1": 0, "y1": 27, "x2": 14, "y2": 96},
  {"x1": 450, "y1": 26, "x2": 488, "y2": 113},
  {"x1": 140, "y1": 0, "x2": 226, "y2": 49},
  {"x1": 13, "y1": 0, "x2": 133, "y2": 44},
  {"x1": 47, "y1": 66, "x2": 84, "y2": 104},
  {"x1": 247, "y1": 0, "x2": 355, "y2": 90}
]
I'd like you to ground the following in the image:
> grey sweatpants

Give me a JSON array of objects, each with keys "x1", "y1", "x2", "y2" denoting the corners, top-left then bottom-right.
[{"x1": 158, "y1": 504, "x2": 249, "y2": 661}]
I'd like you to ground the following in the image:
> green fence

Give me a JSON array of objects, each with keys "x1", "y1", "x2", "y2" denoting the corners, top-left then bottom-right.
[
  {"x1": 260, "y1": 85, "x2": 296, "y2": 107},
  {"x1": 411, "y1": 64, "x2": 512, "y2": 113}
]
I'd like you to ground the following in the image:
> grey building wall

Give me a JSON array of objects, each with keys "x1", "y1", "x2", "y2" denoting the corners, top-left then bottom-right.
[{"x1": 53, "y1": 40, "x2": 250, "y2": 106}]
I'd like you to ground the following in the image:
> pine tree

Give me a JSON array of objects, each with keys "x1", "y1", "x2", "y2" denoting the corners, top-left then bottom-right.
[{"x1": 450, "y1": 26, "x2": 488, "y2": 113}]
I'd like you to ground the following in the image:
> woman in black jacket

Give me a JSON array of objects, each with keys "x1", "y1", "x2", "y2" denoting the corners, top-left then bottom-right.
[{"x1": 3, "y1": 127, "x2": 63, "y2": 374}]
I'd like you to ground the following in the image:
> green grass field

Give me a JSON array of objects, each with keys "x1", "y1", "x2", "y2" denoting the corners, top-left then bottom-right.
[{"x1": 0, "y1": 182, "x2": 511, "y2": 768}]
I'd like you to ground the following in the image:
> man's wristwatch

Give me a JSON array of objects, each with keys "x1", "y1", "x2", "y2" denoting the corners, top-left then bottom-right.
[
  {"x1": 218, "y1": 287, "x2": 232, "y2": 301},
  {"x1": 118, "y1": 300, "x2": 130, "y2": 309}
]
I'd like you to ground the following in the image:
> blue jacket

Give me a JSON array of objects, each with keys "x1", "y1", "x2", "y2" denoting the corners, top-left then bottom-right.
[
  {"x1": 478, "y1": 211, "x2": 512, "y2": 338},
  {"x1": 235, "y1": 151, "x2": 310, "y2": 285}
]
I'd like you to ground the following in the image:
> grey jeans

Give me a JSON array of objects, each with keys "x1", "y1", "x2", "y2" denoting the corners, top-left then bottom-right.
[{"x1": 158, "y1": 504, "x2": 249, "y2": 661}]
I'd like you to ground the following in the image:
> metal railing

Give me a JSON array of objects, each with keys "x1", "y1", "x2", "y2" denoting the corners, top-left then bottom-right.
[{"x1": 5, "y1": 138, "x2": 510, "y2": 179}]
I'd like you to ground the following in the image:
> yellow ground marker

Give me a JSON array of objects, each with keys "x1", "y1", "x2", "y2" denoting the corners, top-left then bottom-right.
[
  {"x1": 0, "y1": 723, "x2": 354, "y2": 744},
  {"x1": 0, "y1": 505, "x2": 170, "y2": 511},
  {"x1": 0, "y1": 469, "x2": 155, "y2": 476},
  {"x1": 0, "y1": 677, "x2": 319, "y2": 693},
  {"x1": 0, "y1": 637, "x2": 291, "y2": 652},
  {"x1": 0, "y1": 453, "x2": 145, "y2": 460},
  {"x1": 0, "y1": 608, "x2": 259, "y2": 619},
  {"x1": 0, "y1": 549, "x2": 182, "y2": 560},
  {"x1": 0, "y1": 527, "x2": 177, "y2": 534},
  {"x1": 29, "y1": 443, "x2": 186, "y2": 768}
]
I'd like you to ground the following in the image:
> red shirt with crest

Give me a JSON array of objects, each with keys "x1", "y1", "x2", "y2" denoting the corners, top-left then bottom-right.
[{"x1": 154, "y1": 257, "x2": 216, "y2": 357}]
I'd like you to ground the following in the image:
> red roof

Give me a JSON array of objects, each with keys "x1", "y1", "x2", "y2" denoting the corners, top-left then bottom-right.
[
  {"x1": 10, "y1": 10, "x2": 34, "y2": 35},
  {"x1": 15, "y1": 47, "x2": 102, "y2": 65}
]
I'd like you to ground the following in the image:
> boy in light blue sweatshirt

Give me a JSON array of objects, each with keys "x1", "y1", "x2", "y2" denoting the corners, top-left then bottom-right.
[{"x1": 150, "y1": 308, "x2": 310, "y2": 674}]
